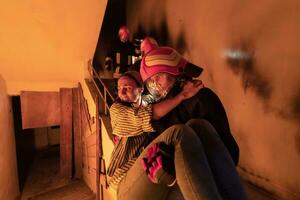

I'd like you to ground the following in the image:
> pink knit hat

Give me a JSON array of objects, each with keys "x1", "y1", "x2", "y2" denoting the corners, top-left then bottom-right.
[
  {"x1": 140, "y1": 47, "x2": 188, "y2": 82},
  {"x1": 140, "y1": 37, "x2": 159, "y2": 56}
]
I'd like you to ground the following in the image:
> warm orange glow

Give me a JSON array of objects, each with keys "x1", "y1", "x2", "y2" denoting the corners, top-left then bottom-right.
[
  {"x1": 127, "y1": 0, "x2": 300, "y2": 199},
  {"x1": 0, "y1": 0, "x2": 108, "y2": 94}
]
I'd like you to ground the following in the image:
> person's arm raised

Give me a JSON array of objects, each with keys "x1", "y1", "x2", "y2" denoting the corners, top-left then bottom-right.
[{"x1": 152, "y1": 80, "x2": 204, "y2": 120}]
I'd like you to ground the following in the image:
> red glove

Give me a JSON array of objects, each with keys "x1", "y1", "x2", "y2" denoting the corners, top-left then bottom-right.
[{"x1": 141, "y1": 142, "x2": 176, "y2": 186}]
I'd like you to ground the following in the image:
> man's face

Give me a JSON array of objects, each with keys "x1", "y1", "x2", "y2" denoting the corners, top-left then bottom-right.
[
  {"x1": 117, "y1": 76, "x2": 141, "y2": 103},
  {"x1": 145, "y1": 73, "x2": 176, "y2": 100}
]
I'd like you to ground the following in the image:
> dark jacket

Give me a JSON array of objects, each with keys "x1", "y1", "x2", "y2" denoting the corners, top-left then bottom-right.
[
  {"x1": 107, "y1": 39, "x2": 136, "y2": 73},
  {"x1": 152, "y1": 86, "x2": 240, "y2": 165}
]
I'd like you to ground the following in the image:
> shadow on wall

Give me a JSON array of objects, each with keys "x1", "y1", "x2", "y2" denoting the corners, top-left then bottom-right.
[
  {"x1": 291, "y1": 92, "x2": 300, "y2": 155},
  {"x1": 134, "y1": 18, "x2": 188, "y2": 54},
  {"x1": 291, "y1": 92, "x2": 300, "y2": 122},
  {"x1": 297, "y1": 130, "x2": 300, "y2": 156},
  {"x1": 225, "y1": 43, "x2": 300, "y2": 156},
  {"x1": 225, "y1": 43, "x2": 272, "y2": 102},
  {"x1": 222, "y1": 1, "x2": 300, "y2": 152},
  {"x1": 279, "y1": 90, "x2": 300, "y2": 123},
  {"x1": 224, "y1": 41, "x2": 300, "y2": 121}
]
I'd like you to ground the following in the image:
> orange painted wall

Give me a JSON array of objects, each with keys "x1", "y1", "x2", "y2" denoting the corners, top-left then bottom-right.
[
  {"x1": 0, "y1": 75, "x2": 19, "y2": 199},
  {"x1": 0, "y1": 0, "x2": 107, "y2": 94},
  {"x1": 127, "y1": 0, "x2": 300, "y2": 199},
  {"x1": 0, "y1": 0, "x2": 108, "y2": 196}
]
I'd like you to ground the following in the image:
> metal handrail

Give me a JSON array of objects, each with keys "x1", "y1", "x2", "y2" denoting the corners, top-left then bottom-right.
[
  {"x1": 91, "y1": 67, "x2": 115, "y2": 100},
  {"x1": 89, "y1": 65, "x2": 116, "y2": 115}
]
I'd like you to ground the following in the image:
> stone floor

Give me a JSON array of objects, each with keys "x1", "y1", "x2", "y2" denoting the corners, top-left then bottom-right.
[
  {"x1": 20, "y1": 146, "x2": 94, "y2": 200},
  {"x1": 29, "y1": 181, "x2": 95, "y2": 200}
]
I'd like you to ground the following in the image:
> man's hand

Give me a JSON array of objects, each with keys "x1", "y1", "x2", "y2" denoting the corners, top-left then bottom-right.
[
  {"x1": 152, "y1": 79, "x2": 204, "y2": 120},
  {"x1": 180, "y1": 80, "x2": 204, "y2": 100}
]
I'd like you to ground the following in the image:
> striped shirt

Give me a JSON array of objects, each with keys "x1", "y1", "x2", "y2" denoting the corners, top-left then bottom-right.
[{"x1": 107, "y1": 102, "x2": 155, "y2": 189}]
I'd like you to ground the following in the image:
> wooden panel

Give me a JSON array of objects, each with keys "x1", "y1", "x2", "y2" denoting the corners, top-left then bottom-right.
[
  {"x1": 87, "y1": 145, "x2": 96, "y2": 157},
  {"x1": 20, "y1": 91, "x2": 60, "y2": 129},
  {"x1": 88, "y1": 157, "x2": 97, "y2": 170},
  {"x1": 73, "y1": 88, "x2": 83, "y2": 179},
  {"x1": 78, "y1": 83, "x2": 97, "y2": 193},
  {"x1": 86, "y1": 134, "x2": 96, "y2": 147},
  {"x1": 60, "y1": 88, "x2": 73, "y2": 179},
  {"x1": 87, "y1": 170, "x2": 97, "y2": 192},
  {"x1": 91, "y1": 123, "x2": 97, "y2": 133}
]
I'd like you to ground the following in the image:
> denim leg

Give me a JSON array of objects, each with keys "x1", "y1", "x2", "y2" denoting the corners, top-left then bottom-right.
[
  {"x1": 117, "y1": 147, "x2": 169, "y2": 200},
  {"x1": 117, "y1": 124, "x2": 221, "y2": 200},
  {"x1": 172, "y1": 125, "x2": 221, "y2": 200},
  {"x1": 186, "y1": 119, "x2": 248, "y2": 200}
]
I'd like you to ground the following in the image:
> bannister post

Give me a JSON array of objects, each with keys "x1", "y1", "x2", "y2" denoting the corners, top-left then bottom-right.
[{"x1": 104, "y1": 89, "x2": 107, "y2": 115}]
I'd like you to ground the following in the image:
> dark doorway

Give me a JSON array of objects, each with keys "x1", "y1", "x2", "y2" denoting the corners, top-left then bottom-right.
[
  {"x1": 12, "y1": 97, "x2": 63, "y2": 198},
  {"x1": 12, "y1": 96, "x2": 35, "y2": 191}
]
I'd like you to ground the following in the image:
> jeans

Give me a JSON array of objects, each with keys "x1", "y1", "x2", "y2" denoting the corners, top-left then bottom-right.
[{"x1": 117, "y1": 119, "x2": 247, "y2": 200}]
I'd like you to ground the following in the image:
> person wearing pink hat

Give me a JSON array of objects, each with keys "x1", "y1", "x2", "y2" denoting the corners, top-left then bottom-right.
[{"x1": 113, "y1": 46, "x2": 247, "y2": 200}]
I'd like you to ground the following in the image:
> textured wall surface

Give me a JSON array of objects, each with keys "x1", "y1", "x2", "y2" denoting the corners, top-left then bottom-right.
[
  {"x1": 127, "y1": 0, "x2": 300, "y2": 199},
  {"x1": 0, "y1": 75, "x2": 19, "y2": 199}
]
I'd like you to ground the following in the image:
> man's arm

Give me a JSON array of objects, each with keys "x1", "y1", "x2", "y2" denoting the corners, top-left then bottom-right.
[
  {"x1": 109, "y1": 81, "x2": 203, "y2": 136},
  {"x1": 152, "y1": 80, "x2": 204, "y2": 120}
]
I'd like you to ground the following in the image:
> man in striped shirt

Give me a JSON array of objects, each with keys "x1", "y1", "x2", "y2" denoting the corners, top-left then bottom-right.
[{"x1": 107, "y1": 71, "x2": 203, "y2": 190}]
